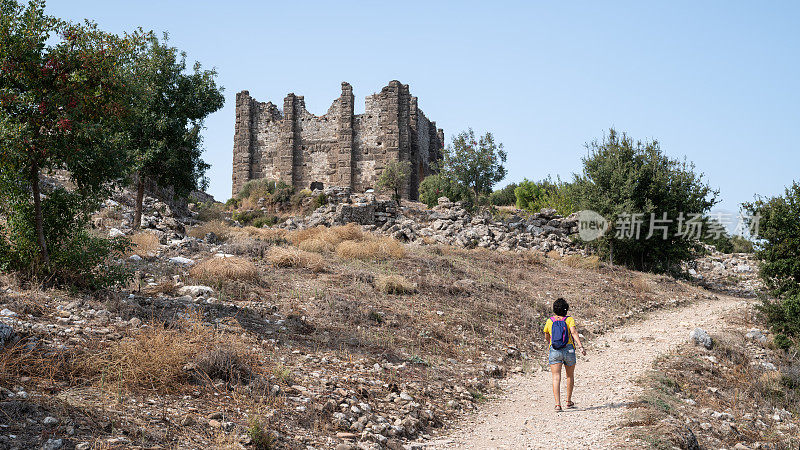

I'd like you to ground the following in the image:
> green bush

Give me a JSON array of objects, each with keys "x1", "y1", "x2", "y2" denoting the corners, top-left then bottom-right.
[
  {"x1": 236, "y1": 179, "x2": 276, "y2": 201},
  {"x1": 235, "y1": 179, "x2": 293, "y2": 205},
  {"x1": 251, "y1": 215, "x2": 279, "y2": 228},
  {"x1": 271, "y1": 181, "x2": 292, "y2": 204},
  {"x1": 0, "y1": 188, "x2": 131, "y2": 288},
  {"x1": 743, "y1": 181, "x2": 800, "y2": 298},
  {"x1": 514, "y1": 179, "x2": 548, "y2": 211},
  {"x1": 514, "y1": 177, "x2": 580, "y2": 215},
  {"x1": 195, "y1": 201, "x2": 225, "y2": 222},
  {"x1": 290, "y1": 188, "x2": 312, "y2": 207},
  {"x1": 730, "y1": 235, "x2": 755, "y2": 253},
  {"x1": 490, "y1": 183, "x2": 517, "y2": 206},
  {"x1": 573, "y1": 129, "x2": 718, "y2": 273},
  {"x1": 312, "y1": 193, "x2": 327, "y2": 210},
  {"x1": 419, "y1": 174, "x2": 473, "y2": 208}
]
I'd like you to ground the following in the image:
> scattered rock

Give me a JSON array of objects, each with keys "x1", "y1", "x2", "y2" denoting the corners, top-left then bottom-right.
[
  {"x1": 677, "y1": 427, "x2": 700, "y2": 450},
  {"x1": 169, "y1": 256, "x2": 195, "y2": 266},
  {"x1": 42, "y1": 416, "x2": 58, "y2": 425},
  {"x1": 177, "y1": 285, "x2": 214, "y2": 297},
  {"x1": 0, "y1": 323, "x2": 13, "y2": 345},
  {"x1": 41, "y1": 439, "x2": 63, "y2": 450},
  {"x1": 689, "y1": 328, "x2": 713, "y2": 349}
]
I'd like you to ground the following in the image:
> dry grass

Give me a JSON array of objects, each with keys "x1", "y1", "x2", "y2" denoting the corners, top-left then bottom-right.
[
  {"x1": 267, "y1": 247, "x2": 325, "y2": 272},
  {"x1": 86, "y1": 315, "x2": 258, "y2": 392},
  {"x1": 631, "y1": 276, "x2": 651, "y2": 294},
  {"x1": 0, "y1": 341, "x2": 80, "y2": 386},
  {"x1": 630, "y1": 332, "x2": 800, "y2": 449},
  {"x1": 562, "y1": 254, "x2": 601, "y2": 270},
  {"x1": 289, "y1": 223, "x2": 362, "y2": 247},
  {"x1": 521, "y1": 250, "x2": 547, "y2": 266},
  {"x1": 124, "y1": 231, "x2": 160, "y2": 257},
  {"x1": 546, "y1": 250, "x2": 562, "y2": 260},
  {"x1": 289, "y1": 223, "x2": 406, "y2": 260},
  {"x1": 189, "y1": 256, "x2": 259, "y2": 282},
  {"x1": 335, "y1": 236, "x2": 406, "y2": 260},
  {"x1": 375, "y1": 275, "x2": 416, "y2": 295},
  {"x1": 187, "y1": 220, "x2": 231, "y2": 241},
  {"x1": 231, "y1": 226, "x2": 287, "y2": 242},
  {"x1": 142, "y1": 279, "x2": 176, "y2": 296}
]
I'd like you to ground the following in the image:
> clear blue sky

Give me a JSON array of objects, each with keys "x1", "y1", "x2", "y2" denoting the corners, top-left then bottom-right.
[{"x1": 48, "y1": 1, "x2": 799, "y2": 215}]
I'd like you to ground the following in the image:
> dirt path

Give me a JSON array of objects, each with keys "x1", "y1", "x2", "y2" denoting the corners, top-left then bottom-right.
[{"x1": 432, "y1": 294, "x2": 748, "y2": 449}]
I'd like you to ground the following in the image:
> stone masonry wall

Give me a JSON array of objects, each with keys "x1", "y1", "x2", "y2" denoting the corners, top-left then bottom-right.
[{"x1": 232, "y1": 81, "x2": 444, "y2": 199}]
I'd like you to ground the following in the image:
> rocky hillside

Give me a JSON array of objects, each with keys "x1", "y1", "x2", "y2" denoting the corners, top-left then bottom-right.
[{"x1": 0, "y1": 188, "x2": 775, "y2": 450}]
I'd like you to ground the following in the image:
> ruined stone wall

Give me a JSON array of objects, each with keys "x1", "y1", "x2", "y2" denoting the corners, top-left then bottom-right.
[{"x1": 232, "y1": 81, "x2": 443, "y2": 199}]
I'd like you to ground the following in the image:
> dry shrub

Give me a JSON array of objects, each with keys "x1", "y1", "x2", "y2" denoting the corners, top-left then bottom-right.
[
  {"x1": 0, "y1": 341, "x2": 80, "y2": 386},
  {"x1": 631, "y1": 276, "x2": 651, "y2": 293},
  {"x1": 289, "y1": 223, "x2": 362, "y2": 248},
  {"x1": 330, "y1": 223, "x2": 363, "y2": 242},
  {"x1": 289, "y1": 223, "x2": 405, "y2": 260},
  {"x1": 143, "y1": 279, "x2": 176, "y2": 296},
  {"x1": 546, "y1": 250, "x2": 562, "y2": 260},
  {"x1": 298, "y1": 238, "x2": 332, "y2": 253},
  {"x1": 187, "y1": 220, "x2": 230, "y2": 241},
  {"x1": 232, "y1": 226, "x2": 286, "y2": 242},
  {"x1": 562, "y1": 255, "x2": 600, "y2": 270},
  {"x1": 189, "y1": 256, "x2": 259, "y2": 282},
  {"x1": 87, "y1": 315, "x2": 257, "y2": 392},
  {"x1": 125, "y1": 231, "x2": 160, "y2": 257},
  {"x1": 375, "y1": 275, "x2": 416, "y2": 295},
  {"x1": 522, "y1": 251, "x2": 547, "y2": 265},
  {"x1": 335, "y1": 236, "x2": 406, "y2": 260},
  {"x1": 267, "y1": 247, "x2": 325, "y2": 272},
  {"x1": 196, "y1": 345, "x2": 254, "y2": 383}
]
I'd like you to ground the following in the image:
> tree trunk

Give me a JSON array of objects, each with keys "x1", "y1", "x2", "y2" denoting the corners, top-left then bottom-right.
[
  {"x1": 133, "y1": 174, "x2": 145, "y2": 229},
  {"x1": 31, "y1": 164, "x2": 49, "y2": 267}
]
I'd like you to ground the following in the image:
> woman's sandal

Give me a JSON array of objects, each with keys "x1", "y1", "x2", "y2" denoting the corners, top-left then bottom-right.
[
  {"x1": 566, "y1": 401, "x2": 575, "y2": 408},
  {"x1": 555, "y1": 404, "x2": 563, "y2": 412}
]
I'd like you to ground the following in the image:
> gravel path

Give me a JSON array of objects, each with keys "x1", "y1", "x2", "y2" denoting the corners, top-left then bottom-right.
[{"x1": 433, "y1": 295, "x2": 747, "y2": 449}]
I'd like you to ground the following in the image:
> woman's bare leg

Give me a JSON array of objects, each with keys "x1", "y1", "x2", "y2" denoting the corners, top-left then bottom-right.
[
  {"x1": 550, "y1": 363, "x2": 562, "y2": 406},
  {"x1": 564, "y1": 364, "x2": 575, "y2": 404}
]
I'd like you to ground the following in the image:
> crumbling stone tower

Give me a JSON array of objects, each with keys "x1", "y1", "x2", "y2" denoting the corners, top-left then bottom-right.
[{"x1": 232, "y1": 81, "x2": 444, "y2": 200}]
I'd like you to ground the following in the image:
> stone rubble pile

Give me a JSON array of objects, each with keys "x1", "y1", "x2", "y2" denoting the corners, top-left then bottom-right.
[
  {"x1": 282, "y1": 189, "x2": 582, "y2": 255},
  {"x1": 92, "y1": 187, "x2": 208, "y2": 244},
  {"x1": 686, "y1": 246, "x2": 763, "y2": 296}
]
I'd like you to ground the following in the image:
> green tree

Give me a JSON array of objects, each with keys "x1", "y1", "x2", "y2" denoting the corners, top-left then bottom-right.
[
  {"x1": 489, "y1": 182, "x2": 517, "y2": 206},
  {"x1": 440, "y1": 129, "x2": 507, "y2": 201},
  {"x1": 418, "y1": 173, "x2": 473, "y2": 208},
  {"x1": 745, "y1": 183, "x2": 800, "y2": 349},
  {"x1": 514, "y1": 177, "x2": 580, "y2": 215},
  {"x1": 743, "y1": 181, "x2": 800, "y2": 298},
  {"x1": 574, "y1": 129, "x2": 718, "y2": 273},
  {"x1": 0, "y1": 0, "x2": 131, "y2": 267},
  {"x1": 514, "y1": 179, "x2": 549, "y2": 211},
  {"x1": 125, "y1": 31, "x2": 224, "y2": 229},
  {"x1": 375, "y1": 160, "x2": 411, "y2": 205}
]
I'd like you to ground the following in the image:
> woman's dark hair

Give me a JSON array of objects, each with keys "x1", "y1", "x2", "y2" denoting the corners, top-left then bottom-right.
[{"x1": 553, "y1": 297, "x2": 569, "y2": 316}]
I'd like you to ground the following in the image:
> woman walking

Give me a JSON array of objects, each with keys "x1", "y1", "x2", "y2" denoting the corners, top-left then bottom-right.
[{"x1": 543, "y1": 297, "x2": 587, "y2": 412}]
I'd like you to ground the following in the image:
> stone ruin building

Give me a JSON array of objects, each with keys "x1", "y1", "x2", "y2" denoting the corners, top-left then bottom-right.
[{"x1": 232, "y1": 81, "x2": 444, "y2": 200}]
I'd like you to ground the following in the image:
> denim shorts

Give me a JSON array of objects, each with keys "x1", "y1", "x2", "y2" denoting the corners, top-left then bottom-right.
[{"x1": 549, "y1": 344, "x2": 577, "y2": 366}]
